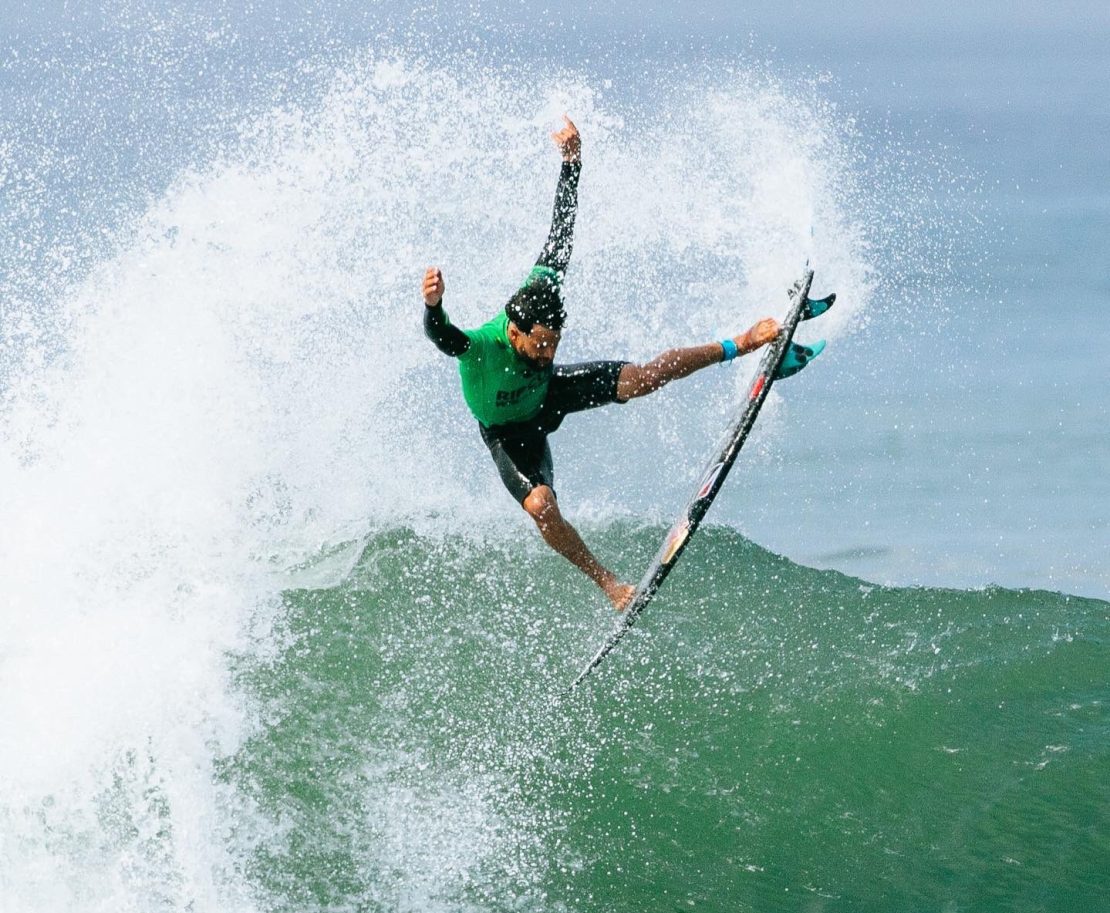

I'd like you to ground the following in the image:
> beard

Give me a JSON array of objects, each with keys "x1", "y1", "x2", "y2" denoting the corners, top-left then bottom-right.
[{"x1": 522, "y1": 352, "x2": 553, "y2": 370}]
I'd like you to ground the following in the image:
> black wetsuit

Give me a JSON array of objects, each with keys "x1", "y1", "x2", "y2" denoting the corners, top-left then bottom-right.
[{"x1": 425, "y1": 160, "x2": 627, "y2": 503}]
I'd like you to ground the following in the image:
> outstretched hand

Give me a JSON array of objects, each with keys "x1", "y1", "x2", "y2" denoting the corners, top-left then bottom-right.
[
  {"x1": 422, "y1": 267, "x2": 445, "y2": 307},
  {"x1": 551, "y1": 115, "x2": 580, "y2": 162}
]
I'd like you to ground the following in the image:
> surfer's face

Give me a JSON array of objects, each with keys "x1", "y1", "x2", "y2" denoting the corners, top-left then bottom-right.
[{"x1": 508, "y1": 321, "x2": 560, "y2": 369}]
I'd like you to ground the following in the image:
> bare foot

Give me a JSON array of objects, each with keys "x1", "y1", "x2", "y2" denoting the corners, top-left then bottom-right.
[{"x1": 604, "y1": 581, "x2": 636, "y2": 613}]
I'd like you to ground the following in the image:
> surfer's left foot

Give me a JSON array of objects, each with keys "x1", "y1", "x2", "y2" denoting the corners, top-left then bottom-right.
[{"x1": 604, "y1": 581, "x2": 636, "y2": 612}]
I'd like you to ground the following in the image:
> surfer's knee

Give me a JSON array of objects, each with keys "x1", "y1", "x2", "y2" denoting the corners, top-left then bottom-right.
[{"x1": 522, "y1": 485, "x2": 558, "y2": 525}]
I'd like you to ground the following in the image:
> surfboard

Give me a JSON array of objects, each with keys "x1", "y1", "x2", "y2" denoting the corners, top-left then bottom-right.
[{"x1": 570, "y1": 268, "x2": 833, "y2": 688}]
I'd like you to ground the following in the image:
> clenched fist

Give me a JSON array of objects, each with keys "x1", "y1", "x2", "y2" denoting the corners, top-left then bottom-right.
[{"x1": 422, "y1": 267, "x2": 445, "y2": 307}]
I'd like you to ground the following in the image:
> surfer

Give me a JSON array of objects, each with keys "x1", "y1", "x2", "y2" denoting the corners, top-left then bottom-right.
[{"x1": 422, "y1": 116, "x2": 780, "y2": 611}]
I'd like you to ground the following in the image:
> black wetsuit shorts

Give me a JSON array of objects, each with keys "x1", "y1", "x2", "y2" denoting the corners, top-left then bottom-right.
[{"x1": 479, "y1": 360, "x2": 628, "y2": 504}]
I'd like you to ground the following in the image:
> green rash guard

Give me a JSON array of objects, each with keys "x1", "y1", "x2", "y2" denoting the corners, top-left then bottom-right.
[{"x1": 456, "y1": 311, "x2": 551, "y2": 426}]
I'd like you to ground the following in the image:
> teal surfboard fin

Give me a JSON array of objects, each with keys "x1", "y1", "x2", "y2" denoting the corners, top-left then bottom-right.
[
  {"x1": 801, "y1": 292, "x2": 835, "y2": 321},
  {"x1": 775, "y1": 339, "x2": 826, "y2": 379}
]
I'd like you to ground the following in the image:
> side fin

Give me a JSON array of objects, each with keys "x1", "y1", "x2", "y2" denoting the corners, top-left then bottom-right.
[
  {"x1": 775, "y1": 339, "x2": 826, "y2": 379},
  {"x1": 801, "y1": 293, "x2": 835, "y2": 321}
]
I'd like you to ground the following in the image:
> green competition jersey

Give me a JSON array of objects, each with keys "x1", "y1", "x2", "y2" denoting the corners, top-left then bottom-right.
[{"x1": 458, "y1": 312, "x2": 550, "y2": 426}]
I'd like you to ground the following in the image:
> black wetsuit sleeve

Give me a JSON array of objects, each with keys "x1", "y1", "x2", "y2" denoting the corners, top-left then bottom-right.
[
  {"x1": 423, "y1": 303, "x2": 470, "y2": 357},
  {"x1": 535, "y1": 160, "x2": 581, "y2": 274}
]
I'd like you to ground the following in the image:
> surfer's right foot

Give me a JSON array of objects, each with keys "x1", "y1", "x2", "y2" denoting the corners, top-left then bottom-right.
[{"x1": 604, "y1": 580, "x2": 636, "y2": 612}]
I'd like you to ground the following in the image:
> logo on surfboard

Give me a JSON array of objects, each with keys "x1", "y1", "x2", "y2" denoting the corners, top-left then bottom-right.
[
  {"x1": 661, "y1": 519, "x2": 691, "y2": 565},
  {"x1": 696, "y1": 462, "x2": 725, "y2": 500}
]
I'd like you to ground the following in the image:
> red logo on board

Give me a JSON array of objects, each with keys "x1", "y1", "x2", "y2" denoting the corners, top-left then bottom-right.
[{"x1": 697, "y1": 462, "x2": 725, "y2": 499}]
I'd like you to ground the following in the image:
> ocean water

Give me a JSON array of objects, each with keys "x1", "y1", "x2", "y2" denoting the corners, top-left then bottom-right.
[{"x1": 1, "y1": 4, "x2": 1107, "y2": 912}]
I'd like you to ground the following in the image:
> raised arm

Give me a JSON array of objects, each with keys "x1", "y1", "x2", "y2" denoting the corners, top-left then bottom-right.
[
  {"x1": 535, "y1": 116, "x2": 582, "y2": 275},
  {"x1": 422, "y1": 267, "x2": 470, "y2": 357}
]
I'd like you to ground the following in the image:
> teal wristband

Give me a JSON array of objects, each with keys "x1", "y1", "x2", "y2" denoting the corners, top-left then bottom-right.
[{"x1": 720, "y1": 338, "x2": 738, "y2": 362}]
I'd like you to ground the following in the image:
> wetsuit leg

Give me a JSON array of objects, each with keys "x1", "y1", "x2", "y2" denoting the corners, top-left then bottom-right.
[
  {"x1": 539, "y1": 360, "x2": 630, "y2": 432},
  {"x1": 479, "y1": 423, "x2": 554, "y2": 504},
  {"x1": 478, "y1": 360, "x2": 627, "y2": 503}
]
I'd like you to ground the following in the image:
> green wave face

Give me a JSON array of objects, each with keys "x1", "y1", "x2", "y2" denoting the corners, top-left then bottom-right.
[{"x1": 228, "y1": 526, "x2": 1110, "y2": 912}]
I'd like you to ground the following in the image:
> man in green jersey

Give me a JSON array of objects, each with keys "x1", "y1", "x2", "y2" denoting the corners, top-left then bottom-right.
[{"x1": 423, "y1": 116, "x2": 779, "y2": 611}]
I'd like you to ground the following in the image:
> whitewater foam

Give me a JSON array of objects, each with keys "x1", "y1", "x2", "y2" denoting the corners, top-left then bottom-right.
[{"x1": 1, "y1": 46, "x2": 874, "y2": 911}]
